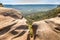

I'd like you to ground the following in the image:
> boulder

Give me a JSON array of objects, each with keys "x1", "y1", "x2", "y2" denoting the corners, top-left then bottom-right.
[
  {"x1": 32, "y1": 16, "x2": 60, "y2": 40},
  {"x1": 0, "y1": 7, "x2": 29, "y2": 40}
]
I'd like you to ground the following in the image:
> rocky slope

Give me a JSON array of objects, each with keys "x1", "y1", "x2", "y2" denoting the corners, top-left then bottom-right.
[
  {"x1": 0, "y1": 7, "x2": 29, "y2": 40},
  {"x1": 32, "y1": 14, "x2": 60, "y2": 40}
]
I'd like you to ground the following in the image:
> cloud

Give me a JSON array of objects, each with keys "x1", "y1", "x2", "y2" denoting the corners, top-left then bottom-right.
[{"x1": 0, "y1": 0, "x2": 59, "y2": 4}]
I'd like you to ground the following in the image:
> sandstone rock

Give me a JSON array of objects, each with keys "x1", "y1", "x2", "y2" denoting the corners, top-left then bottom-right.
[
  {"x1": 1, "y1": 7, "x2": 60, "y2": 40},
  {"x1": 57, "y1": 13, "x2": 60, "y2": 17},
  {"x1": 0, "y1": 7, "x2": 29, "y2": 40},
  {"x1": 32, "y1": 17, "x2": 60, "y2": 40}
]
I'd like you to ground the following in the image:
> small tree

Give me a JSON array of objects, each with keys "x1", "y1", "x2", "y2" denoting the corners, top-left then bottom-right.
[
  {"x1": 0, "y1": 3, "x2": 3, "y2": 7},
  {"x1": 26, "y1": 19, "x2": 34, "y2": 37}
]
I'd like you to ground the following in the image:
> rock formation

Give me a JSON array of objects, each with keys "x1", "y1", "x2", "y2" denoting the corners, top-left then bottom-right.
[
  {"x1": 0, "y1": 7, "x2": 60, "y2": 40},
  {"x1": 32, "y1": 14, "x2": 60, "y2": 40},
  {"x1": 0, "y1": 7, "x2": 29, "y2": 40}
]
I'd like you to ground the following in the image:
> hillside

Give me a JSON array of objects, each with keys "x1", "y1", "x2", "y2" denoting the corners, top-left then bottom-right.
[{"x1": 24, "y1": 5, "x2": 60, "y2": 24}]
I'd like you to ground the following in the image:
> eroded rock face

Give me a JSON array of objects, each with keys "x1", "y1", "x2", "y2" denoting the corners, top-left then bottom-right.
[
  {"x1": 32, "y1": 16, "x2": 60, "y2": 40},
  {"x1": 0, "y1": 7, "x2": 29, "y2": 40},
  {"x1": 1, "y1": 7, "x2": 60, "y2": 40}
]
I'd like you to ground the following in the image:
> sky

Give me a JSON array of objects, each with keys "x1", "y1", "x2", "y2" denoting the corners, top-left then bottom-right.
[{"x1": 0, "y1": 0, "x2": 60, "y2": 4}]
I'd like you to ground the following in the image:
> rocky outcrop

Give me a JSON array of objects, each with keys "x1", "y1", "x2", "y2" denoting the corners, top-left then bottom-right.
[
  {"x1": 0, "y1": 7, "x2": 29, "y2": 40},
  {"x1": 32, "y1": 15, "x2": 60, "y2": 40},
  {"x1": 0, "y1": 7, "x2": 60, "y2": 40}
]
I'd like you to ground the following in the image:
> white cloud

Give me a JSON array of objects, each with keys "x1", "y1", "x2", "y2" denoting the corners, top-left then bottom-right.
[{"x1": 0, "y1": 0, "x2": 60, "y2": 4}]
